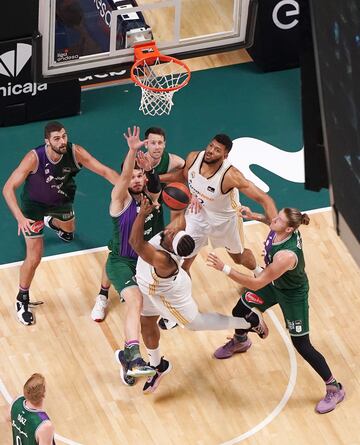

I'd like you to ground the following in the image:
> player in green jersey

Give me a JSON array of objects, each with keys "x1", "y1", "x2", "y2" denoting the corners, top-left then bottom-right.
[
  {"x1": 91, "y1": 127, "x2": 184, "y2": 326},
  {"x1": 92, "y1": 127, "x2": 165, "y2": 384},
  {"x1": 207, "y1": 207, "x2": 345, "y2": 414},
  {"x1": 9, "y1": 373, "x2": 55, "y2": 445},
  {"x1": 2, "y1": 121, "x2": 119, "y2": 326}
]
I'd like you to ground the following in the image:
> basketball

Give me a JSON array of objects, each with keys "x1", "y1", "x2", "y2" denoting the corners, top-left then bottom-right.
[{"x1": 162, "y1": 182, "x2": 191, "y2": 210}]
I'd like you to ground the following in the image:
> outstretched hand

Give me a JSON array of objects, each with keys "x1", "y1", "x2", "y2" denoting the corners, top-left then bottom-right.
[
  {"x1": 238, "y1": 206, "x2": 253, "y2": 219},
  {"x1": 123, "y1": 126, "x2": 148, "y2": 152},
  {"x1": 136, "y1": 150, "x2": 152, "y2": 171},
  {"x1": 206, "y1": 252, "x2": 225, "y2": 271},
  {"x1": 139, "y1": 195, "x2": 155, "y2": 216}
]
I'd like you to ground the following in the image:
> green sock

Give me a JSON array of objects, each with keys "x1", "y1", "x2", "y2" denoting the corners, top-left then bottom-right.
[{"x1": 124, "y1": 341, "x2": 141, "y2": 361}]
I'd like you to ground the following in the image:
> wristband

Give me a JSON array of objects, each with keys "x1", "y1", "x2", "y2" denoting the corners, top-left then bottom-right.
[{"x1": 222, "y1": 264, "x2": 231, "y2": 275}]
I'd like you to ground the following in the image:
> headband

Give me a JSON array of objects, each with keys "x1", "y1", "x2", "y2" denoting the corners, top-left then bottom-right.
[{"x1": 172, "y1": 230, "x2": 187, "y2": 255}]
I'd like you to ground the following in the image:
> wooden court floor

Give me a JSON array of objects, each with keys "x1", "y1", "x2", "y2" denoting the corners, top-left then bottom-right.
[{"x1": 0, "y1": 210, "x2": 359, "y2": 445}]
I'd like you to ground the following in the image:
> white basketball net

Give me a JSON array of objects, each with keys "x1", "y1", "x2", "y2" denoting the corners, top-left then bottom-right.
[{"x1": 133, "y1": 57, "x2": 189, "y2": 116}]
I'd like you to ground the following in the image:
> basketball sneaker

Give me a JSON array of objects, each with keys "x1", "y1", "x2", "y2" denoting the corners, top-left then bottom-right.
[
  {"x1": 44, "y1": 216, "x2": 74, "y2": 242},
  {"x1": 15, "y1": 296, "x2": 34, "y2": 326},
  {"x1": 143, "y1": 358, "x2": 172, "y2": 394},
  {"x1": 127, "y1": 357, "x2": 156, "y2": 378},
  {"x1": 91, "y1": 295, "x2": 108, "y2": 322},
  {"x1": 246, "y1": 310, "x2": 269, "y2": 339},
  {"x1": 214, "y1": 336, "x2": 252, "y2": 359},
  {"x1": 158, "y1": 317, "x2": 178, "y2": 330},
  {"x1": 114, "y1": 350, "x2": 135, "y2": 386},
  {"x1": 315, "y1": 383, "x2": 345, "y2": 414}
]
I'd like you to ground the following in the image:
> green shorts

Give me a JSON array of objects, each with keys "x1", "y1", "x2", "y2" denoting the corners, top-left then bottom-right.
[
  {"x1": 106, "y1": 253, "x2": 138, "y2": 296},
  {"x1": 21, "y1": 199, "x2": 74, "y2": 238},
  {"x1": 241, "y1": 284, "x2": 309, "y2": 336}
]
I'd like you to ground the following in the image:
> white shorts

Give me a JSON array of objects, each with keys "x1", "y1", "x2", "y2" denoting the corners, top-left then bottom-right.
[
  {"x1": 140, "y1": 271, "x2": 199, "y2": 327},
  {"x1": 185, "y1": 209, "x2": 244, "y2": 257}
]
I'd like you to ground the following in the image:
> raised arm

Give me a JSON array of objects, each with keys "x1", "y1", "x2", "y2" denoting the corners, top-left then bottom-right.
[
  {"x1": 2, "y1": 151, "x2": 38, "y2": 236},
  {"x1": 159, "y1": 150, "x2": 198, "y2": 184},
  {"x1": 223, "y1": 167, "x2": 277, "y2": 223},
  {"x1": 109, "y1": 126, "x2": 148, "y2": 214},
  {"x1": 207, "y1": 250, "x2": 296, "y2": 291},
  {"x1": 74, "y1": 145, "x2": 119, "y2": 185},
  {"x1": 129, "y1": 196, "x2": 177, "y2": 276},
  {"x1": 168, "y1": 153, "x2": 185, "y2": 171}
]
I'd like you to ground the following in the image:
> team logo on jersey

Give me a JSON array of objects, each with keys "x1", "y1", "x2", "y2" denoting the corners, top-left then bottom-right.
[
  {"x1": 286, "y1": 319, "x2": 303, "y2": 333},
  {"x1": 294, "y1": 320, "x2": 303, "y2": 333},
  {"x1": 244, "y1": 291, "x2": 264, "y2": 305},
  {"x1": 30, "y1": 221, "x2": 45, "y2": 234},
  {"x1": 207, "y1": 186, "x2": 215, "y2": 192}
]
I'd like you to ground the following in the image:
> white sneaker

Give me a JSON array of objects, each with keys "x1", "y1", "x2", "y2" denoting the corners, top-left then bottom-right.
[{"x1": 91, "y1": 295, "x2": 108, "y2": 322}]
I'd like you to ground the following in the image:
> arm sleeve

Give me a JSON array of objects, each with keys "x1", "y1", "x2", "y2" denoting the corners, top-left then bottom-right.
[{"x1": 146, "y1": 169, "x2": 161, "y2": 193}]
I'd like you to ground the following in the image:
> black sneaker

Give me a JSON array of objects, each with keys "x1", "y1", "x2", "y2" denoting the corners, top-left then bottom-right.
[
  {"x1": 158, "y1": 318, "x2": 178, "y2": 330},
  {"x1": 143, "y1": 358, "x2": 172, "y2": 394},
  {"x1": 114, "y1": 350, "x2": 135, "y2": 386},
  {"x1": 44, "y1": 216, "x2": 74, "y2": 242},
  {"x1": 246, "y1": 310, "x2": 269, "y2": 339},
  {"x1": 15, "y1": 297, "x2": 34, "y2": 326},
  {"x1": 56, "y1": 229, "x2": 74, "y2": 242}
]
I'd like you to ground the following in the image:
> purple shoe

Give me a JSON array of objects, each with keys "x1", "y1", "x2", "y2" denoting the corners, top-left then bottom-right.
[
  {"x1": 315, "y1": 383, "x2": 345, "y2": 414},
  {"x1": 214, "y1": 336, "x2": 252, "y2": 359}
]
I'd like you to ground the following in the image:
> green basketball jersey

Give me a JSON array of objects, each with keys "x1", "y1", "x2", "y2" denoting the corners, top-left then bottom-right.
[
  {"x1": 264, "y1": 229, "x2": 308, "y2": 291},
  {"x1": 11, "y1": 396, "x2": 55, "y2": 445},
  {"x1": 108, "y1": 194, "x2": 163, "y2": 258},
  {"x1": 154, "y1": 151, "x2": 170, "y2": 176}
]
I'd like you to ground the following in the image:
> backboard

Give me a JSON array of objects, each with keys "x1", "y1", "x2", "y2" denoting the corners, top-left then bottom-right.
[{"x1": 34, "y1": 0, "x2": 257, "y2": 82}]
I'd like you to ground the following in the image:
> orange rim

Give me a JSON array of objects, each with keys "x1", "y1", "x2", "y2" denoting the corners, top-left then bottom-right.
[{"x1": 131, "y1": 41, "x2": 191, "y2": 93}]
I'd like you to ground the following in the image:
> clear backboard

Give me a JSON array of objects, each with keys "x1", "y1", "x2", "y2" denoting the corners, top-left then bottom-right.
[{"x1": 34, "y1": 0, "x2": 257, "y2": 81}]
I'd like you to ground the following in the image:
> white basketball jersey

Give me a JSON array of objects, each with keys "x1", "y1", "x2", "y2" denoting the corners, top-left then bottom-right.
[
  {"x1": 136, "y1": 233, "x2": 191, "y2": 297},
  {"x1": 187, "y1": 151, "x2": 240, "y2": 216}
]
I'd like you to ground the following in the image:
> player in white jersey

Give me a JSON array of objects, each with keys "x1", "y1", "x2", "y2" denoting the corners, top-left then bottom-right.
[
  {"x1": 161, "y1": 134, "x2": 277, "y2": 274},
  {"x1": 128, "y1": 196, "x2": 268, "y2": 393}
]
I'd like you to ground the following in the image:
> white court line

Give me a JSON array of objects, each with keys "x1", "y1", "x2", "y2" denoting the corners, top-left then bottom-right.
[
  {"x1": 0, "y1": 246, "x2": 108, "y2": 270},
  {"x1": 0, "y1": 207, "x2": 331, "y2": 270},
  {"x1": 220, "y1": 309, "x2": 298, "y2": 445}
]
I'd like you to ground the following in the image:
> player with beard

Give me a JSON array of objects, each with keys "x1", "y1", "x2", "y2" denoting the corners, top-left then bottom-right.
[
  {"x1": 93, "y1": 127, "x2": 165, "y2": 384},
  {"x1": 2, "y1": 121, "x2": 119, "y2": 326},
  {"x1": 161, "y1": 134, "x2": 277, "y2": 276}
]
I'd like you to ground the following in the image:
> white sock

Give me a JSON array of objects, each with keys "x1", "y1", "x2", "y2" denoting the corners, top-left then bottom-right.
[
  {"x1": 146, "y1": 346, "x2": 161, "y2": 367},
  {"x1": 252, "y1": 265, "x2": 263, "y2": 277}
]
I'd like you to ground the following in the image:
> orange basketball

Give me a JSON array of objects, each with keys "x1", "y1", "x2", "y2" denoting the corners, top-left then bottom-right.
[{"x1": 162, "y1": 182, "x2": 191, "y2": 210}]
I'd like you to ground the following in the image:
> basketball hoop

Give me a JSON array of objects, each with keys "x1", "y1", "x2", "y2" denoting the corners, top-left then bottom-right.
[{"x1": 131, "y1": 41, "x2": 191, "y2": 116}]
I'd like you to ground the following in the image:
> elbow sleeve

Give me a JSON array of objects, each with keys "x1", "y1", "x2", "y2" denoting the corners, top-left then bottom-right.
[{"x1": 146, "y1": 169, "x2": 161, "y2": 193}]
